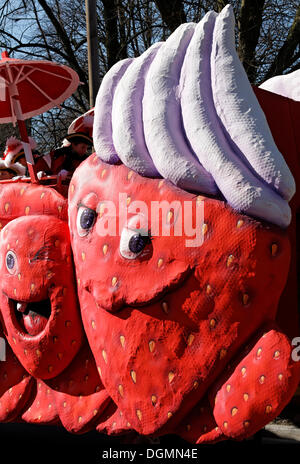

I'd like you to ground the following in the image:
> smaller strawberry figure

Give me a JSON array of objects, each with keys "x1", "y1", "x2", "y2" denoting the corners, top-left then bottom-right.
[
  {"x1": 0, "y1": 182, "x2": 119, "y2": 432},
  {"x1": 0, "y1": 182, "x2": 84, "y2": 380},
  {"x1": 0, "y1": 215, "x2": 83, "y2": 379}
]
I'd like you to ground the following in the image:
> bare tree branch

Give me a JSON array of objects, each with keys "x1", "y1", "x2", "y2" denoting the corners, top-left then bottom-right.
[
  {"x1": 117, "y1": 0, "x2": 128, "y2": 59},
  {"x1": 36, "y1": 0, "x2": 88, "y2": 92},
  {"x1": 154, "y1": 0, "x2": 186, "y2": 31},
  {"x1": 237, "y1": 0, "x2": 266, "y2": 83},
  {"x1": 102, "y1": 0, "x2": 123, "y2": 69},
  {"x1": 214, "y1": 0, "x2": 228, "y2": 13},
  {"x1": 264, "y1": 4, "x2": 300, "y2": 79},
  {"x1": 30, "y1": 0, "x2": 52, "y2": 60}
]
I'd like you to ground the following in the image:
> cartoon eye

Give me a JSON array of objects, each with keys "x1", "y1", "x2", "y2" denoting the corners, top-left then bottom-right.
[
  {"x1": 120, "y1": 228, "x2": 150, "y2": 259},
  {"x1": 77, "y1": 206, "x2": 96, "y2": 237},
  {"x1": 6, "y1": 250, "x2": 17, "y2": 274}
]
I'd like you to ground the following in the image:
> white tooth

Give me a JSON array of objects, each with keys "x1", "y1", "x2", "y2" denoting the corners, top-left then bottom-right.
[{"x1": 16, "y1": 302, "x2": 27, "y2": 313}]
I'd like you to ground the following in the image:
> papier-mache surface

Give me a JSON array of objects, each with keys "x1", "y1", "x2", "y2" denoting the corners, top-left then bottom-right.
[
  {"x1": 93, "y1": 4, "x2": 295, "y2": 228},
  {"x1": 260, "y1": 69, "x2": 300, "y2": 102}
]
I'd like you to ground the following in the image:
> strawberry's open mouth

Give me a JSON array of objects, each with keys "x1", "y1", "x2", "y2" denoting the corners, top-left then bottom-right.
[{"x1": 9, "y1": 298, "x2": 51, "y2": 336}]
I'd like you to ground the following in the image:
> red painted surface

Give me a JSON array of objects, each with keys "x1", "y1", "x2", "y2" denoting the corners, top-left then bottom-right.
[
  {"x1": 0, "y1": 87, "x2": 298, "y2": 442},
  {"x1": 254, "y1": 87, "x2": 300, "y2": 339},
  {"x1": 67, "y1": 155, "x2": 300, "y2": 441}
]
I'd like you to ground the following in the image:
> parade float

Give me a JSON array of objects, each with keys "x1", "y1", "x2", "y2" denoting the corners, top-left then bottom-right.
[{"x1": 0, "y1": 5, "x2": 299, "y2": 444}]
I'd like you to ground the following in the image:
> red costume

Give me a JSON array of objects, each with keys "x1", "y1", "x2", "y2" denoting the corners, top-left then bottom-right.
[{"x1": 35, "y1": 132, "x2": 93, "y2": 177}]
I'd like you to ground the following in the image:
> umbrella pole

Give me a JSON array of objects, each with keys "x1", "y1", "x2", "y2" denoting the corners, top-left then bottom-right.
[
  {"x1": 16, "y1": 118, "x2": 39, "y2": 183},
  {"x1": 10, "y1": 87, "x2": 39, "y2": 184}
]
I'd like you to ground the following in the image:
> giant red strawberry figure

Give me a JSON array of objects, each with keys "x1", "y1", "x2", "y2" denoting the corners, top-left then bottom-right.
[
  {"x1": 0, "y1": 183, "x2": 82, "y2": 379},
  {"x1": 0, "y1": 5, "x2": 299, "y2": 444},
  {"x1": 68, "y1": 156, "x2": 299, "y2": 443},
  {"x1": 68, "y1": 5, "x2": 300, "y2": 443}
]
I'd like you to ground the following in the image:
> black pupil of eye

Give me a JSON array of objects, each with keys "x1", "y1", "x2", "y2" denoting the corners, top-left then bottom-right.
[
  {"x1": 80, "y1": 209, "x2": 95, "y2": 230},
  {"x1": 6, "y1": 253, "x2": 15, "y2": 269},
  {"x1": 129, "y1": 234, "x2": 149, "y2": 254}
]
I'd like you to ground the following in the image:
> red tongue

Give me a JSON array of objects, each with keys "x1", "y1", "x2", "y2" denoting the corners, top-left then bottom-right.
[{"x1": 23, "y1": 311, "x2": 48, "y2": 335}]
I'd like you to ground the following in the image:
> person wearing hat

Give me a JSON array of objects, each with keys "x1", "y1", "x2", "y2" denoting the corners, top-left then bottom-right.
[
  {"x1": 35, "y1": 132, "x2": 93, "y2": 180},
  {"x1": 0, "y1": 136, "x2": 34, "y2": 180},
  {"x1": 0, "y1": 159, "x2": 24, "y2": 180},
  {"x1": 2, "y1": 136, "x2": 38, "y2": 176}
]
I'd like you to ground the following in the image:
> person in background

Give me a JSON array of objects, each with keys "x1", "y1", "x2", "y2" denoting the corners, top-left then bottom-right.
[
  {"x1": 0, "y1": 136, "x2": 38, "y2": 179},
  {"x1": 36, "y1": 132, "x2": 93, "y2": 180},
  {"x1": 0, "y1": 159, "x2": 21, "y2": 180},
  {"x1": 3, "y1": 136, "x2": 39, "y2": 170}
]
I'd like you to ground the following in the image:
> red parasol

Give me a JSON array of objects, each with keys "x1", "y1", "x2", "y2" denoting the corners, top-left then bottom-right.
[
  {"x1": 68, "y1": 107, "x2": 94, "y2": 137},
  {"x1": 0, "y1": 51, "x2": 80, "y2": 182}
]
